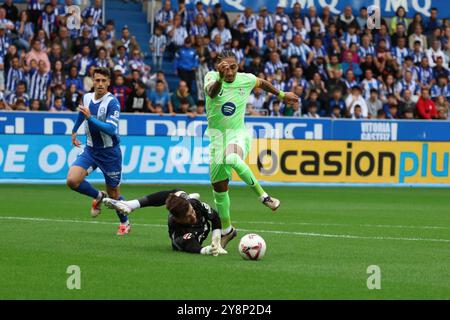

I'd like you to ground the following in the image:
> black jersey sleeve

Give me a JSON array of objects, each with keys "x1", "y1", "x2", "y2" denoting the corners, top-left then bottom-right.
[
  {"x1": 200, "y1": 202, "x2": 222, "y2": 231},
  {"x1": 172, "y1": 233, "x2": 203, "y2": 254}
]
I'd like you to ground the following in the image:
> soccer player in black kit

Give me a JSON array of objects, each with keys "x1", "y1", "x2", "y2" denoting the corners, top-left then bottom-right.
[{"x1": 102, "y1": 190, "x2": 229, "y2": 256}]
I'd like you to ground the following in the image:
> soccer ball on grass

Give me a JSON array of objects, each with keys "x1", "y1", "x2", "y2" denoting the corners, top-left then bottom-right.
[{"x1": 238, "y1": 233, "x2": 266, "y2": 260}]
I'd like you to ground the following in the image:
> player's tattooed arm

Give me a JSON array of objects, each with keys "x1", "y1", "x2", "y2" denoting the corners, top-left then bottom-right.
[
  {"x1": 256, "y1": 78, "x2": 299, "y2": 105},
  {"x1": 207, "y1": 61, "x2": 229, "y2": 98},
  {"x1": 255, "y1": 78, "x2": 280, "y2": 96},
  {"x1": 207, "y1": 80, "x2": 223, "y2": 99}
]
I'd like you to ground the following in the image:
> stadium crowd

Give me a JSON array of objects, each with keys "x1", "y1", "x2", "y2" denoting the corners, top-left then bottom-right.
[{"x1": 0, "y1": 0, "x2": 449, "y2": 120}]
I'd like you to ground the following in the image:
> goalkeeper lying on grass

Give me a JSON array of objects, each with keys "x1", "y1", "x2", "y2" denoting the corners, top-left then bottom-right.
[{"x1": 103, "y1": 190, "x2": 227, "y2": 256}]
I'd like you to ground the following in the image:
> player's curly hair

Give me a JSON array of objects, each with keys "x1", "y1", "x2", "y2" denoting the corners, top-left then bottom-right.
[
  {"x1": 217, "y1": 50, "x2": 237, "y2": 63},
  {"x1": 166, "y1": 193, "x2": 190, "y2": 219}
]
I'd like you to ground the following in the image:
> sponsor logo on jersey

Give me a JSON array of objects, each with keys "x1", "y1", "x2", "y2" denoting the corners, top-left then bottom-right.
[
  {"x1": 221, "y1": 102, "x2": 236, "y2": 116},
  {"x1": 183, "y1": 233, "x2": 193, "y2": 240}
]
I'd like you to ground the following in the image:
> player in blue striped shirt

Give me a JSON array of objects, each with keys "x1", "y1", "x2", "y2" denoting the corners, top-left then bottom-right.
[{"x1": 67, "y1": 67, "x2": 131, "y2": 236}]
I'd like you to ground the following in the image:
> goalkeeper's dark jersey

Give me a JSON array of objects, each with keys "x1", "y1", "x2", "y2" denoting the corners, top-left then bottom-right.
[{"x1": 168, "y1": 198, "x2": 221, "y2": 254}]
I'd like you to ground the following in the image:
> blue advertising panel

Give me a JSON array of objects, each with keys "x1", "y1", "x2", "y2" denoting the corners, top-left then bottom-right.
[
  {"x1": 176, "y1": 0, "x2": 447, "y2": 18},
  {"x1": 1, "y1": 112, "x2": 449, "y2": 141},
  {"x1": 0, "y1": 135, "x2": 210, "y2": 183}
]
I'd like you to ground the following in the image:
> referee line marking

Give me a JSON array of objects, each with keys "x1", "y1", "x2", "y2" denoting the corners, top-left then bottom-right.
[{"x1": 1, "y1": 216, "x2": 450, "y2": 244}]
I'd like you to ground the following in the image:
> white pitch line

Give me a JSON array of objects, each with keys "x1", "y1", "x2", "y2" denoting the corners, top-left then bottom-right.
[
  {"x1": 232, "y1": 220, "x2": 450, "y2": 230},
  {"x1": 1, "y1": 216, "x2": 450, "y2": 244}
]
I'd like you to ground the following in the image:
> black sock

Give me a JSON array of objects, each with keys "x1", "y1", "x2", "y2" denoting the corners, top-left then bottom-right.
[{"x1": 138, "y1": 189, "x2": 179, "y2": 208}]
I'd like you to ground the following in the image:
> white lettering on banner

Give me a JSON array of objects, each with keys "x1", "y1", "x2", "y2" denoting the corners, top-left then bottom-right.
[
  {"x1": 4, "y1": 145, "x2": 28, "y2": 172},
  {"x1": 0, "y1": 147, "x2": 3, "y2": 167},
  {"x1": 146, "y1": 120, "x2": 177, "y2": 136},
  {"x1": 119, "y1": 119, "x2": 127, "y2": 135},
  {"x1": 44, "y1": 118, "x2": 74, "y2": 135},
  {"x1": 318, "y1": 0, "x2": 340, "y2": 14},
  {"x1": 39, "y1": 145, "x2": 66, "y2": 173},
  {"x1": 121, "y1": 146, "x2": 141, "y2": 174},
  {"x1": 361, "y1": 122, "x2": 398, "y2": 141},
  {"x1": 385, "y1": 0, "x2": 409, "y2": 12},
  {"x1": 139, "y1": 146, "x2": 165, "y2": 173},
  {"x1": 224, "y1": 0, "x2": 245, "y2": 11},
  {"x1": 0, "y1": 117, "x2": 24, "y2": 134},
  {"x1": 412, "y1": 0, "x2": 431, "y2": 17},
  {"x1": 190, "y1": 147, "x2": 209, "y2": 174},
  {"x1": 67, "y1": 147, "x2": 81, "y2": 167},
  {"x1": 187, "y1": 120, "x2": 208, "y2": 136},
  {"x1": 165, "y1": 146, "x2": 190, "y2": 173}
]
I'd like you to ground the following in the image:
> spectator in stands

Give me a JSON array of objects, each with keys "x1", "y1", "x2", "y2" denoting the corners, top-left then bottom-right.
[
  {"x1": 149, "y1": 26, "x2": 167, "y2": 71},
  {"x1": 149, "y1": 79, "x2": 173, "y2": 114},
  {"x1": 337, "y1": 6, "x2": 355, "y2": 33},
  {"x1": 431, "y1": 74, "x2": 449, "y2": 100},
  {"x1": 2, "y1": 0, "x2": 18, "y2": 24},
  {"x1": 416, "y1": 88, "x2": 438, "y2": 119},
  {"x1": 196, "y1": 99, "x2": 205, "y2": 115},
  {"x1": 356, "y1": 7, "x2": 367, "y2": 31},
  {"x1": 435, "y1": 95, "x2": 448, "y2": 114},
  {"x1": 269, "y1": 100, "x2": 282, "y2": 117},
  {"x1": 341, "y1": 51, "x2": 362, "y2": 79},
  {"x1": 28, "y1": 60, "x2": 51, "y2": 110},
  {"x1": 4, "y1": 55, "x2": 25, "y2": 95},
  {"x1": 211, "y1": 3, "x2": 230, "y2": 30},
  {"x1": 432, "y1": 56, "x2": 449, "y2": 80},
  {"x1": 330, "y1": 105, "x2": 342, "y2": 119},
  {"x1": 110, "y1": 74, "x2": 130, "y2": 112},
  {"x1": 54, "y1": 26, "x2": 74, "y2": 63},
  {"x1": 66, "y1": 65, "x2": 84, "y2": 94},
  {"x1": 234, "y1": 7, "x2": 256, "y2": 33},
  {"x1": 327, "y1": 89, "x2": 346, "y2": 117},
  {"x1": 425, "y1": 8, "x2": 441, "y2": 35},
  {"x1": 346, "y1": 86, "x2": 368, "y2": 118},
  {"x1": 303, "y1": 102, "x2": 320, "y2": 118},
  {"x1": 427, "y1": 39, "x2": 448, "y2": 69},
  {"x1": 171, "y1": 80, "x2": 195, "y2": 113},
  {"x1": 14, "y1": 10, "x2": 34, "y2": 52},
  {"x1": 126, "y1": 80, "x2": 151, "y2": 113},
  {"x1": 82, "y1": 0, "x2": 103, "y2": 26},
  {"x1": 49, "y1": 96, "x2": 67, "y2": 112},
  {"x1": 6, "y1": 80, "x2": 29, "y2": 109},
  {"x1": 166, "y1": 14, "x2": 188, "y2": 59},
  {"x1": 65, "y1": 83, "x2": 81, "y2": 112},
  {"x1": 398, "y1": 89, "x2": 416, "y2": 114},
  {"x1": 383, "y1": 94, "x2": 399, "y2": 119},
  {"x1": 29, "y1": 99, "x2": 40, "y2": 112},
  {"x1": 351, "y1": 105, "x2": 364, "y2": 119},
  {"x1": 156, "y1": 0, "x2": 174, "y2": 31},
  {"x1": 113, "y1": 45, "x2": 129, "y2": 76},
  {"x1": 73, "y1": 45, "x2": 94, "y2": 78},
  {"x1": 25, "y1": 40, "x2": 50, "y2": 73},
  {"x1": 211, "y1": 17, "x2": 232, "y2": 46},
  {"x1": 248, "y1": 87, "x2": 267, "y2": 115},
  {"x1": 244, "y1": 55, "x2": 264, "y2": 75},
  {"x1": 174, "y1": 37, "x2": 198, "y2": 92}
]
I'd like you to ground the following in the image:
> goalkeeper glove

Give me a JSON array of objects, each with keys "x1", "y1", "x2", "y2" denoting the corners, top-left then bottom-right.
[{"x1": 211, "y1": 229, "x2": 227, "y2": 256}]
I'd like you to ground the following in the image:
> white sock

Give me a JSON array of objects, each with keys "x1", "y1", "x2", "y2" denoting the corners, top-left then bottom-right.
[
  {"x1": 222, "y1": 226, "x2": 232, "y2": 235},
  {"x1": 126, "y1": 200, "x2": 141, "y2": 210},
  {"x1": 259, "y1": 193, "x2": 268, "y2": 202},
  {"x1": 96, "y1": 191, "x2": 104, "y2": 201},
  {"x1": 120, "y1": 220, "x2": 130, "y2": 226}
]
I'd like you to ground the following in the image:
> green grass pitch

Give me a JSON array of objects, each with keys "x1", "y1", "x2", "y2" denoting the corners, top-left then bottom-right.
[{"x1": 1, "y1": 184, "x2": 450, "y2": 299}]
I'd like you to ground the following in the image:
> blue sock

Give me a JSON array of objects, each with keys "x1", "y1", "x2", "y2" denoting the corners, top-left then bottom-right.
[
  {"x1": 116, "y1": 195, "x2": 129, "y2": 224},
  {"x1": 75, "y1": 180, "x2": 99, "y2": 199}
]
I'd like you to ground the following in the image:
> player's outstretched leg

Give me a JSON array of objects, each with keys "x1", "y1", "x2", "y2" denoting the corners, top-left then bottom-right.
[
  {"x1": 212, "y1": 181, "x2": 237, "y2": 248},
  {"x1": 225, "y1": 152, "x2": 280, "y2": 211},
  {"x1": 66, "y1": 166, "x2": 106, "y2": 217},
  {"x1": 116, "y1": 195, "x2": 131, "y2": 235}
]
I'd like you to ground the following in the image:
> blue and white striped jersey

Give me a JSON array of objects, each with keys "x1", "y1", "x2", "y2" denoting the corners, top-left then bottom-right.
[{"x1": 83, "y1": 92, "x2": 120, "y2": 149}]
